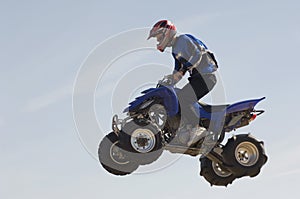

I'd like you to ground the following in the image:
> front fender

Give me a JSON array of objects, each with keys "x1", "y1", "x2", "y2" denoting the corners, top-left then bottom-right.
[{"x1": 123, "y1": 86, "x2": 179, "y2": 116}]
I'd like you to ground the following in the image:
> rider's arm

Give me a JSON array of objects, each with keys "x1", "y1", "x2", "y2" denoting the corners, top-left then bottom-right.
[
  {"x1": 173, "y1": 70, "x2": 184, "y2": 84},
  {"x1": 172, "y1": 58, "x2": 186, "y2": 84}
]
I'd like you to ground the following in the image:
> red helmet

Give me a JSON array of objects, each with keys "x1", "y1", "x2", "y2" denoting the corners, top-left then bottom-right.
[{"x1": 147, "y1": 20, "x2": 177, "y2": 52}]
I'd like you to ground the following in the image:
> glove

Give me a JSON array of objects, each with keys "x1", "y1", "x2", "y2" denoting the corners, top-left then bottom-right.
[
  {"x1": 158, "y1": 74, "x2": 175, "y2": 87},
  {"x1": 165, "y1": 74, "x2": 175, "y2": 85}
]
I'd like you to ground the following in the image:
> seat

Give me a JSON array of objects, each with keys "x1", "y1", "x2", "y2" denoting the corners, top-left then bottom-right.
[{"x1": 198, "y1": 102, "x2": 229, "y2": 113}]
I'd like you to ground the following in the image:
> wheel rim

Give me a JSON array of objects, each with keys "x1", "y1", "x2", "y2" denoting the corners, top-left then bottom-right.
[
  {"x1": 235, "y1": 141, "x2": 259, "y2": 167},
  {"x1": 148, "y1": 104, "x2": 167, "y2": 129},
  {"x1": 110, "y1": 141, "x2": 129, "y2": 165},
  {"x1": 131, "y1": 128, "x2": 156, "y2": 153},
  {"x1": 212, "y1": 162, "x2": 232, "y2": 177}
]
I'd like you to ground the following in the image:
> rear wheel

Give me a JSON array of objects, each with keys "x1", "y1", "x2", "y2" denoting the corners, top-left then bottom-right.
[
  {"x1": 98, "y1": 132, "x2": 139, "y2": 176},
  {"x1": 200, "y1": 157, "x2": 236, "y2": 186},
  {"x1": 222, "y1": 134, "x2": 268, "y2": 177}
]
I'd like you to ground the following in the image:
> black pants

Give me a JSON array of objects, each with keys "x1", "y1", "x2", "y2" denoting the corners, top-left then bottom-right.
[{"x1": 177, "y1": 72, "x2": 217, "y2": 126}]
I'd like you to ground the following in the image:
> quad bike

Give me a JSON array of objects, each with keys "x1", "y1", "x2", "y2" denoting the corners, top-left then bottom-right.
[{"x1": 98, "y1": 76, "x2": 268, "y2": 186}]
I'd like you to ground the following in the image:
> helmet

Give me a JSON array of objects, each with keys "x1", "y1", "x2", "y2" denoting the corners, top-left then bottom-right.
[{"x1": 147, "y1": 20, "x2": 177, "y2": 52}]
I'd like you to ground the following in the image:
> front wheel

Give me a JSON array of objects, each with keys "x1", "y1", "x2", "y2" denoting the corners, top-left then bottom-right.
[
  {"x1": 98, "y1": 132, "x2": 139, "y2": 176},
  {"x1": 200, "y1": 157, "x2": 236, "y2": 186},
  {"x1": 119, "y1": 121, "x2": 163, "y2": 165},
  {"x1": 221, "y1": 134, "x2": 268, "y2": 178}
]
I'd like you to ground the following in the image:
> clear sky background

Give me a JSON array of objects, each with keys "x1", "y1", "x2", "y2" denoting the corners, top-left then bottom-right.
[{"x1": 1, "y1": 0, "x2": 300, "y2": 198}]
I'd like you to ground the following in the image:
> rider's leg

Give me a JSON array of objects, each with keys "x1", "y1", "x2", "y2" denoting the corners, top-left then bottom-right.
[{"x1": 177, "y1": 73, "x2": 217, "y2": 145}]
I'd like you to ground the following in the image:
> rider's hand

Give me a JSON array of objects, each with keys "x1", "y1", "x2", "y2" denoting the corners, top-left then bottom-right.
[
  {"x1": 159, "y1": 71, "x2": 183, "y2": 87},
  {"x1": 157, "y1": 74, "x2": 174, "y2": 87},
  {"x1": 165, "y1": 74, "x2": 175, "y2": 85}
]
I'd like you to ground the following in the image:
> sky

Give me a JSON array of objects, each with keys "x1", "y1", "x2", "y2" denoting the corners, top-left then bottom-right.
[{"x1": 1, "y1": 0, "x2": 300, "y2": 198}]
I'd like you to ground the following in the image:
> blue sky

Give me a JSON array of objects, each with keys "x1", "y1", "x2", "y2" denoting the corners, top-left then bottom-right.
[{"x1": 1, "y1": 0, "x2": 300, "y2": 198}]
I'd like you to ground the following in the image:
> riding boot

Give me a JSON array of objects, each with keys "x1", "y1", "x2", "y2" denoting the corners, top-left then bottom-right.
[{"x1": 187, "y1": 126, "x2": 209, "y2": 146}]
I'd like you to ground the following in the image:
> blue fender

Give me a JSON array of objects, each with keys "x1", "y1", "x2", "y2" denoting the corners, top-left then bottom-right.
[
  {"x1": 226, "y1": 97, "x2": 266, "y2": 114},
  {"x1": 123, "y1": 86, "x2": 179, "y2": 117}
]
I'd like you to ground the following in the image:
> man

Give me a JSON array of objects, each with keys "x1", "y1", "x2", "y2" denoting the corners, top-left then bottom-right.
[{"x1": 147, "y1": 19, "x2": 218, "y2": 146}]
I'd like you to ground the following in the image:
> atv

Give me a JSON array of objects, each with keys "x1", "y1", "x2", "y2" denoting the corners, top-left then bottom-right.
[{"x1": 98, "y1": 76, "x2": 267, "y2": 186}]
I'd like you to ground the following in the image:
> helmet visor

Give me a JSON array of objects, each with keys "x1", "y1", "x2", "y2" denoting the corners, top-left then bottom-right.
[{"x1": 147, "y1": 28, "x2": 164, "y2": 40}]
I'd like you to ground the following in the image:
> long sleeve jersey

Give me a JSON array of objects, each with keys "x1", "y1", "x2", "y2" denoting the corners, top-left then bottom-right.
[{"x1": 171, "y1": 34, "x2": 217, "y2": 75}]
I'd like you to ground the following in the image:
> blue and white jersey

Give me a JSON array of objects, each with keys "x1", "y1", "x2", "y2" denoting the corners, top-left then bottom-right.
[{"x1": 172, "y1": 34, "x2": 217, "y2": 75}]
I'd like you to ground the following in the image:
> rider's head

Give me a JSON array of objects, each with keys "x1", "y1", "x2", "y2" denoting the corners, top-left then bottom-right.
[{"x1": 147, "y1": 20, "x2": 177, "y2": 52}]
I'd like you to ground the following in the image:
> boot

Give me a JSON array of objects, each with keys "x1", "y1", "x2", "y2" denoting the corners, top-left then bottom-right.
[{"x1": 187, "y1": 126, "x2": 209, "y2": 146}]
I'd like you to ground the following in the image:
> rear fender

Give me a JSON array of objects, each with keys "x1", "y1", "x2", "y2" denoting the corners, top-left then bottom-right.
[{"x1": 226, "y1": 97, "x2": 266, "y2": 114}]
